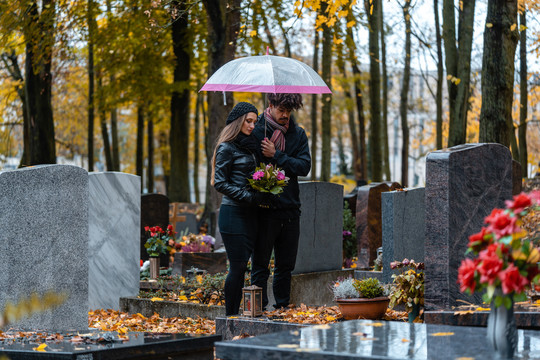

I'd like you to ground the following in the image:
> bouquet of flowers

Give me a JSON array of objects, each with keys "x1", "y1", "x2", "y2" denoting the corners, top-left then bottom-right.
[
  {"x1": 171, "y1": 233, "x2": 214, "y2": 253},
  {"x1": 247, "y1": 163, "x2": 289, "y2": 195},
  {"x1": 458, "y1": 191, "x2": 540, "y2": 308},
  {"x1": 144, "y1": 225, "x2": 176, "y2": 257}
]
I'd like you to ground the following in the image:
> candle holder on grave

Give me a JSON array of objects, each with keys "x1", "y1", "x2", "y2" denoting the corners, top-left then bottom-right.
[
  {"x1": 186, "y1": 267, "x2": 207, "y2": 279},
  {"x1": 242, "y1": 285, "x2": 263, "y2": 317}
]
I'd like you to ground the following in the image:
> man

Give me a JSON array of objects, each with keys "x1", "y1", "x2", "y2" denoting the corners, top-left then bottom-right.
[{"x1": 251, "y1": 93, "x2": 311, "y2": 309}]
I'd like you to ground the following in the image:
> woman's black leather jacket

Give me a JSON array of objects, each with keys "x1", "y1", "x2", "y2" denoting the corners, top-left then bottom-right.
[{"x1": 213, "y1": 141, "x2": 257, "y2": 206}]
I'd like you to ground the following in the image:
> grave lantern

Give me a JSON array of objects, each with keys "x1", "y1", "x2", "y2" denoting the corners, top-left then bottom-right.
[{"x1": 242, "y1": 285, "x2": 263, "y2": 317}]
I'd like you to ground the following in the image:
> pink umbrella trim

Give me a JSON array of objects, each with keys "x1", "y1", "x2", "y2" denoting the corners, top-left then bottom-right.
[{"x1": 200, "y1": 83, "x2": 331, "y2": 94}]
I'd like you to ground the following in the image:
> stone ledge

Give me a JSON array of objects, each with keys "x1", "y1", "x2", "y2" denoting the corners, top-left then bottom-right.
[
  {"x1": 424, "y1": 310, "x2": 540, "y2": 330},
  {"x1": 120, "y1": 296, "x2": 224, "y2": 319},
  {"x1": 215, "y1": 316, "x2": 309, "y2": 340}
]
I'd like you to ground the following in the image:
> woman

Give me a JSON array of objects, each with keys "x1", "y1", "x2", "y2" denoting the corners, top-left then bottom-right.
[{"x1": 212, "y1": 102, "x2": 267, "y2": 316}]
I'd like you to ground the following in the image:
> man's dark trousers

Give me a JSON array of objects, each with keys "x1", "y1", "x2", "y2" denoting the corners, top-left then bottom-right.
[{"x1": 251, "y1": 216, "x2": 300, "y2": 309}]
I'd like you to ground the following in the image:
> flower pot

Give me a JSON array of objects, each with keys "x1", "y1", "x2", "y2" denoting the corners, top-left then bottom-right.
[
  {"x1": 149, "y1": 257, "x2": 160, "y2": 279},
  {"x1": 408, "y1": 303, "x2": 421, "y2": 323},
  {"x1": 487, "y1": 289, "x2": 517, "y2": 359},
  {"x1": 336, "y1": 297, "x2": 390, "y2": 320}
]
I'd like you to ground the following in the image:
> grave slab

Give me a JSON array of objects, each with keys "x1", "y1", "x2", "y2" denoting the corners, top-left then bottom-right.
[
  {"x1": 215, "y1": 316, "x2": 307, "y2": 340},
  {"x1": 171, "y1": 252, "x2": 227, "y2": 277},
  {"x1": 425, "y1": 309, "x2": 540, "y2": 330},
  {"x1": 89, "y1": 172, "x2": 140, "y2": 310},
  {"x1": 356, "y1": 183, "x2": 391, "y2": 269},
  {"x1": 215, "y1": 319, "x2": 540, "y2": 360},
  {"x1": 294, "y1": 182, "x2": 343, "y2": 274},
  {"x1": 0, "y1": 165, "x2": 88, "y2": 331},
  {"x1": 141, "y1": 193, "x2": 169, "y2": 266},
  {"x1": 0, "y1": 330, "x2": 220, "y2": 360},
  {"x1": 120, "y1": 296, "x2": 224, "y2": 319},
  {"x1": 381, "y1": 187, "x2": 425, "y2": 283},
  {"x1": 425, "y1": 143, "x2": 512, "y2": 311}
]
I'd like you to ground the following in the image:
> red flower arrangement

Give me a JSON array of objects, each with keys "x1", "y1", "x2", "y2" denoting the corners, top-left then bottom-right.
[{"x1": 458, "y1": 191, "x2": 540, "y2": 309}]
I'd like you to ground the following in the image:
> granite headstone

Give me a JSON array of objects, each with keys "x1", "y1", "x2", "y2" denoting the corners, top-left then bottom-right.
[
  {"x1": 89, "y1": 172, "x2": 140, "y2": 310},
  {"x1": 425, "y1": 143, "x2": 512, "y2": 311},
  {"x1": 293, "y1": 182, "x2": 343, "y2": 274},
  {"x1": 0, "y1": 165, "x2": 88, "y2": 330},
  {"x1": 381, "y1": 187, "x2": 425, "y2": 283},
  {"x1": 356, "y1": 182, "x2": 392, "y2": 269},
  {"x1": 141, "y1": 193, "x2": 169, "y2": 265}
]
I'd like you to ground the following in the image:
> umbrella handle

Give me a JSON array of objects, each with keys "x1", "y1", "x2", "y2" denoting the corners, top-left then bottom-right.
[{"x1": 223, "y1": 91, "x2": 226, "y2": 106}]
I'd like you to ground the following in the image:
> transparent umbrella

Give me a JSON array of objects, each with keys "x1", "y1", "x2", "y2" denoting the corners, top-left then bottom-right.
[{"x1": 200, "y1": 54, "x2": 331, "y2": 97}]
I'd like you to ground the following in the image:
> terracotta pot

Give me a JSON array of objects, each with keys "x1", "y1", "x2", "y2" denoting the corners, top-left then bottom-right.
[
  {"x1": 336, "y1": 297, "x2": 390, "y2": 320},
  {"x1": 149, "y1": 257, "x2": 160, "y2": 279}
]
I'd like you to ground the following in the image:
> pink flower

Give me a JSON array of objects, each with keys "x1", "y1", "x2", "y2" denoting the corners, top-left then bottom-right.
[
  {"x1": 276, "y1": 172, "x2": 285, "y2": 181},
  {"x1": 499, "y1": 263, "x2": 529, "y2": 295},
  {"x1": 252, "y1": 171, "x2": 264, "y2": 180},
  {"x1": 477, "y1": 245, "x2": 504, "y2": 285},
  {"x1": 505, "y1": 193, "x2": 532, "y2": 214},
  {"x1": 530, "y1": 190, "x2": 540, "y2": 205},
  {"x1": 458, "y1": 258, "x2": 478, "y2": 293}
]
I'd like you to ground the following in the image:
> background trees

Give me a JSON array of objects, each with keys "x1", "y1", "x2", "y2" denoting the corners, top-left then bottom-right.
[{"x1": 0, "y1": 0, "x2": 539, "y2": 220}]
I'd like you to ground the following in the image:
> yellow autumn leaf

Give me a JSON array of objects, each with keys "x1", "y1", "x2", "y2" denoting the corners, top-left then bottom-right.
[
  {"x1": 346, "y1": 20, "x2": 356, "y2": 28},
  {"x1": 459, "y1": 1, "x2": 463, "y2": 11},
  {"x1": 454, "y1": 78, "x2": 461, "y2": 85},
  {"x1": 476, "y1": 307, "x2": 491, "y2": 311},
  {"x1": 196, "y1": 275, "x2": 203, "y2": 284},
  {"x1": 486, "y1": 23, "x2": 493, "y2": 28},
  {"x1": 117, "y1": 327, "x2": 128, "y2": 334},
  {"x1": 178, "y1": 295, "x2": 188, "y2": 301},
  {"x1": 312, "y1": 324, "x2": 331, "y2": 330},
  {"x1": 402, "y1": 338, "x2": 410, "y2": 342},
  {"x1": 150, "y1": 297, "x2": 163, "y2": 302},
  {"x1": 430, "y1": 332, "x2": 455, "y2": 336},
  {"x1": 325, "y1": 316, "x2": 336, "y2": 321},
  {"x1": 249, "y1": 30, "x2": 257, "y2": 37},
  {"x1": 33, "y1": 343, "x2": 47, "y2": 352},
  {"x1": 510, "y1": 23, "x2": 517, "y2": 31},
  {"x1": 520, "y1": 24, "x2": 527, "y2": 31},
  {"x1": 296, "y1": 347, "x2": 322, "y2": 352},
  {"x1": 447, "y1": 74, "x2": 453, "y2": 80},
  {"x1": 456, "y1": 358, "x2": 475, "y2": 360},
  {"x1": 362, "y1": 322, "x2": 384, "y2": 327},
  {"x1": 278, "y1": 344, "x2": 299, "y2": 348}
]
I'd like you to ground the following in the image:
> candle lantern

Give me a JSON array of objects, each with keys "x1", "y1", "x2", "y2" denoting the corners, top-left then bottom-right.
[{"x1": 242, "y1": 285, "x2": 263, "y2": 317}]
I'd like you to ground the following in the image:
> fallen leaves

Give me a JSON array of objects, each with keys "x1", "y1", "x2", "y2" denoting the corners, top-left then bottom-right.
[
  {"x1": 32, "y1": 343, "x2": 47, "y2": 352},
  {"x1": 430, "y1": 332, "x2": 455, "y2": 337}
]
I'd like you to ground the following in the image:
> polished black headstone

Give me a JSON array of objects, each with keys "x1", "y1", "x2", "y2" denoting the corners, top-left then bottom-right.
[
  {"x1": 0, "y1": 330, "x2": 220, "y2": 360},
  {"x1": 141, "y1": 193, "x2": 170, "y2": 265},
  {"x1": 215, "y1": 319, "x2": 540, "y2": 359}
]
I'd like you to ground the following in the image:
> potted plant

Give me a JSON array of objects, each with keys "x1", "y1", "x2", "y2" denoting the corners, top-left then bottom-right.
[
  {"x1": 388, "y1": 259, "x2": 424, "y2": 322},
  {"x1": 330, "y1": 277, "x2": 390, "y2": 320},
  {"x1": 144, "y1": 225, "x2": 175, "y2": 279}
]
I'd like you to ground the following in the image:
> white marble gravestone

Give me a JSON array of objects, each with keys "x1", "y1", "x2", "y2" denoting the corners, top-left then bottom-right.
[
  {"x1": 0, "y1": 165, "x2": 89, "y2": 330},
  {"x1": 89, "y1": 172, "x2": 140, "y2": 310}
]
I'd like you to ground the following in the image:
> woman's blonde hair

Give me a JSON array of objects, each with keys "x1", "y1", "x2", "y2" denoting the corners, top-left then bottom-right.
[{"x1": 210, "y1": 114, "x2": 247, "y2": 185}]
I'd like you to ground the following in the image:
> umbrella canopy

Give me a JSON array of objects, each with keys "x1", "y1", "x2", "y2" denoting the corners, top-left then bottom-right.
[{"x1": 200, "y1": 55, "x2": 331, "y2": 94}]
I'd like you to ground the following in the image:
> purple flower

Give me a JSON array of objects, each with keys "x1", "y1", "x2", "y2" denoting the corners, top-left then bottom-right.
[
  {"x1": 252, "y1": 171, "x2": 264, "y2": 180},
  {"x1": 343, "y1": 230, "x2": 352, "y2": 237},
  {"x1": 276, "y1": 172, "x2": 285, "y2": 181}
]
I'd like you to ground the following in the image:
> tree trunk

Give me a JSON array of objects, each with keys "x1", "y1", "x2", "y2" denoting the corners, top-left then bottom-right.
[
  {"x1": 136, "y1": 105, "x2": 144, "y2": 184},
  {"x1": 365, "y1": 0, "x2": 382, "y2": 181},
  {"x1": 193, "y1": 88, "x2": 202, "y2": 204},
  {"x1": 379, "y1": 0, "x2": 390, "y2": 180},
  {"x1": 320, "y1": 1, "x2": 333, "y2": 182},
  {"x1": 479, "y1": 0, "x2": 518, "y2": 147},
  {"x1": 24, "y1": 0, "x2": 56, "y2": 165},
  {"x1": 169, "y1": 0, "x2": 191, "y2": 202},
  {"x1": 202, "y1": 0, "x2": 241, "y2": 234},
  {"x1": 87, "y1": 0, "x2": 96, "y2": 171},
  {"x1": 310, "y1": 29, "x2": 319, "y2": 180},
  {"x1": 400, "y1": 1, "x2": 411, "y2": 188},
  {"x1": 342, "y1": 69, "x2": 360, "y2": 181},
  {"x1": 110, "y1": 89, "x2": 120, "y2": 171},
  {"x1": 518, "y1": 10, "x2": 528, "y2": 177},
  {"x1": 434, "y1": 0, "x2": 444, "y2": 149},
  {"x1": 98, "y1": 76, "x2": 113, "y2": 171},
  {"x1": 345, "y1": 13, "x2": 367, "y2": 182},
  {"x1": 444, "y1": 0, "x2": 476, "y2": 147},
  {"x1": 147, "y1": 117, "x2": 154, "y2": 193}
]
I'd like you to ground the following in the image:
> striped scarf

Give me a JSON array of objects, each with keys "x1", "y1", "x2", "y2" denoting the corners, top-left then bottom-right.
[{"x1": 264, "y1": 107, "x2": 289, "y2": 152}]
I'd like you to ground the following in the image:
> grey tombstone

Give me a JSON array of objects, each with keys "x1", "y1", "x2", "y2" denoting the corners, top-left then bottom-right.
[
  {"x1": 381, "y1": 187, "x2": 425, "y2": 283},
  {"x1": 293, "y1": 182, "x2": 343, "y2": 274},
  {"x1": 141, "y1": 193, "x2": 169, "y2": 265},
  {"x1": 89, "y1": 172, "x2": 140, "y2": 310},
  {"x1": 0, "y1": 165, "x2": 89, "y2": 330},
  {"x1": 425, "y1": 143, "x2": 512, "y2": 311},
  {"x1": 174, "y1": 213, "x2": 198, "y2": 236}
]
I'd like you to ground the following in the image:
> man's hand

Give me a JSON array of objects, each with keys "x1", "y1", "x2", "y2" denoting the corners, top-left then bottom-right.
[{"x1": 261, "y1": 138, "x2": 276, "y2": 158}]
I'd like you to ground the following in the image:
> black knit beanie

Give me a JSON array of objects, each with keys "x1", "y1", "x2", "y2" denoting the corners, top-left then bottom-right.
[{"x1": 226, "y1": 102, "x2": 258, "y2": 125}]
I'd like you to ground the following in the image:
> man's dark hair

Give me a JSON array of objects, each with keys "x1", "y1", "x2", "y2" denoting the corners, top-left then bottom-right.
[{"x1": 267, "y1": 93, "x2": 303, "y2": 111}]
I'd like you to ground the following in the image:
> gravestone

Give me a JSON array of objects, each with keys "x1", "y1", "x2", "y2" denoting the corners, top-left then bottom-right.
[
  {"x1": 425, "y1": 143, "x2": 512, "y2": 311},
  {"x1": 381, "y1": 187, "x2": 425, "y2": 283},
  {"x1": 293, "y1": 182, "x2": 343, "y2": 274},
  {"x1": 89, "y1": 172, "x2": 140, "y2": 310},
  {"x1": 170, "y1": 202, "x2": 201, "y2": 236},
  {"x1": 356, "y1": 182, "x2": 393, "y2": 269},
  {"x1": 141, "y1": 193, "x2": 169, "y2": 266},
  {"x1": 0, "y1": 165, "x2": 88, "y2": 330}
]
